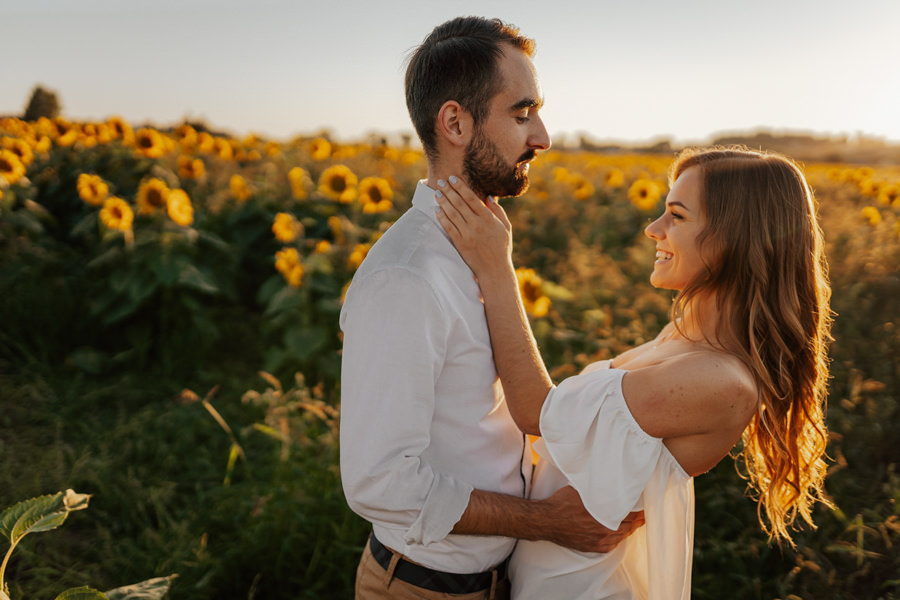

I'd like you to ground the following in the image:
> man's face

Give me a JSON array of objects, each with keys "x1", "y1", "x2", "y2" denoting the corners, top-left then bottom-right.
[{"x1": 463, "y1": 45, "x2": 550, "y2": 199}]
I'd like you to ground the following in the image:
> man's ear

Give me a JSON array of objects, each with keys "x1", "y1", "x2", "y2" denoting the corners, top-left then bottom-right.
[{"x1": 436, "y1": 100, "x2": 472, "y2": 149}]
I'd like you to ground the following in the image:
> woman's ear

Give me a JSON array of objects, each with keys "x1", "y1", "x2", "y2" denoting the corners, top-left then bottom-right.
[{"x1": 436, "y1": 100, "x2": 472, "y2": 149}]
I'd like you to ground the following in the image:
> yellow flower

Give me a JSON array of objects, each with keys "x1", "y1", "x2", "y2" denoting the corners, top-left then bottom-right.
[
  {"x1": 137, "y1": 178, "x2": 171, "y2": 215},
  {"x1": 0, "y1": 149, "x2": 26, "y2": 185},
  {"x1": 567, "y1": 173, "x2": 594, "y2": 201},
  {"x1": 54, "y1": 119, "x2": 79, "y2": 147},
  {"x1": 214, "y1": 137, "x2": 234, "y2": 160},
  {"x1": 99, "y1": 196, "x2": 134, "y2": 232},
  {"x1": 347, "y1": 243, "x2": 370, "y2": 270},
  {"x1": 33, "y1": 136, "x2": 52, "y2": 154},
  {"x1": 860, "y1": 206, "x2": 881, "y2": 226},
  {"x1": 358, "y1": 176, "x2": 394, "y2": 213},
  {"x1": 628, "y1": 178, "x2": 661, "y2": 211},
  {"x1": 288, "y1": 167, "x2": 310, "y2": 200},
  {"x1": 605, "y1": 168, "x2": 625, "y2": 188},
  {"x1": 318, "y1": 164, "x2": 358, "y2": 203},
  {"x1": 175, "y1": 124, "x2": 198, "y2": 150},
  {"x1": 515, "y1": 267, "x2": 551, "y2": 318},
  {"x1": 314, "y1": 240, "x2": 332, "y2": 254},
  {"x1": 77, "y1": 173, "x2": 109, "y2": 207},
  {"x1": 309, "y1": 137, "x2": 332, "y2": 161},
  {"x1": 877, "y1": 183, "x2": 899, "y2": 207},
  {"x1": 328, "y1": 215, "x2": 346, "y2": 245},
  {"x1": 1, "y1": 137, "x2": 34, "y2": 167},
  {"x1": 177, "y1": 155, "x2": 206, "y2": 179},
  {"x1": 106, "y1": 116, "x2": 134, "y2": 144},
  {"x1": 272, "y1": 212, "x2": 303, "y2": 243},
  {"x1": 275, "y1": 247, "x2": 304, "y2": 287},
  {"x1": 167, "y1": 189, "x2": 194, "y2": 226},
  {"x1": 135, "y1": 128, "x2": 167, "y2": 158},
  {"x1": 229, "y1": 174, "x2": 252, "y2": 202}
]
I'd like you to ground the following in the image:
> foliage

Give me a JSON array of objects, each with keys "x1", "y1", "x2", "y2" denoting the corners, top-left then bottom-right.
[{"x1": 1, "y1": 115, "x2": 899, "y2": 598}]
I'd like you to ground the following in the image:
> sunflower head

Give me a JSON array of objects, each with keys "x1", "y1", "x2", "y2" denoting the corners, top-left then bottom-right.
[
  {"x1": 516, "y1": 267, "x2": 551, "y2": 318},
  {"x1": 358, "y1": 176, "x2": 394, "y2": 214},
  {"x1": 272, "y1": 212, "x2": 303, "y2": 243},
  {"x1": 177, "y1": 155, "x2": 206, "y2": 179},
  {"x1": 288, "y1": 167, "x2": 310, "y2": 200},
  {"x1": 77, "y1": 173, "x2": 109, "y2": 207},
  {"x1": 605, "y1": 168, "x2": 625, "y2": 188},
  {"x1": 0, "y1": 149, "x2": 26, "y2": 185},
  {"x1": 137, "y1": 178, "x2": 171, "y2": 215},
  {"x1": 861, "y1": 206, "x2": 882, "y2": 226},
  {"x1": 318, "y1": 165, "x2": 358, "y2": 203},
  {"x1": 309, "y1": 137, "x2": 332, "y2": 161},
  {"x1": 628, "y1": 179, "x2": 661, "y2": 211},
  {"x1": 135, "y1": 128, "x2": 167, "y2": 158},
  {"x1": 229, "y1": 174, "x2": 252, "y2": 202},
  {"x1": 275, "y1": 247, "x2": 304, "y2": 287},
  {"x1": 1, "y1": 137, "x2": 34, "y2": 167},
  {"x1": 166, "y1": 189, "x2": 194, "y2": 227},
  {"x1": 99, "y1": 196, "x2": 134, "y2": 232}
]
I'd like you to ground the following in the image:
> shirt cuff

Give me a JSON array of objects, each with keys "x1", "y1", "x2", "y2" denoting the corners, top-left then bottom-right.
[{"x1": 404, "y1": 474, "x2": 474, "y2": 546}]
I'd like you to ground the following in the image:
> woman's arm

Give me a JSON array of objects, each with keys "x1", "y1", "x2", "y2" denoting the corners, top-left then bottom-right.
[{"x1": 435, "y1": 177, "x2": 551, "y2": 434}]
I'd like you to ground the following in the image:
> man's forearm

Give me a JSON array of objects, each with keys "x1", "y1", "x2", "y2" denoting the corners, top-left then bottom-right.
[{"x1": 451, "y1": 487, "x2": 645, "y2": 554}]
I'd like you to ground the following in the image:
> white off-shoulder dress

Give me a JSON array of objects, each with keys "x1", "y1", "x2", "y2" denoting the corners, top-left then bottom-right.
[{"x1": 509, "y1": 360, "x2": 694, "y2": 600}]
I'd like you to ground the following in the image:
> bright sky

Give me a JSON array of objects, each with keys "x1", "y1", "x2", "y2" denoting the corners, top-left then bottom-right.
[{"x1": 5, "y1": 0, "x2": 900, "y2": 146}]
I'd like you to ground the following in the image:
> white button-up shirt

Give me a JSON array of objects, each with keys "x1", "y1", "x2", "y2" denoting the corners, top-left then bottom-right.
[{"x1": 340, "y1": 181, "x2": 529, "y2": 573}]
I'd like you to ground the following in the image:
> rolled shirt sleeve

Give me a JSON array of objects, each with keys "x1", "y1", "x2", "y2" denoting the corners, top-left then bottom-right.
[{"x1": 340, "y1": 267, "x2": 473, "y2": 545}]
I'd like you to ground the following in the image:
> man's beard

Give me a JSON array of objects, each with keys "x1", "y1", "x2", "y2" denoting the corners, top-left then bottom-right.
[{"x1": 463, "y1": 128, "x2": 535, "y2": 199}]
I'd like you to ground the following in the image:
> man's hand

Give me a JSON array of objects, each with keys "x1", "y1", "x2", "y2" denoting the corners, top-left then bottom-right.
[{"x1": 537, "y1": 486, "x2": 645, "y2": 553}]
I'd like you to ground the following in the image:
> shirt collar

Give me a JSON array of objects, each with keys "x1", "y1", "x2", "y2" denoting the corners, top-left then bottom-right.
[{"x1": 411, "y1": 180, "x2": 439, "y2": 222}]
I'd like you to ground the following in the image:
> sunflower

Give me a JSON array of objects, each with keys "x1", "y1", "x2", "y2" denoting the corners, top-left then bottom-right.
[
  {"x1": 229, "y1": 174, "x2": 252, "y2": 202},
  {"x1": 318, "y1": 164, "x2": 357, "y2": 203},
  {"x1": 515, "y1": 267, "x2": 551, "y2": 318},
  {"x1": 166, "y1": 189, "x2": 194, "y2": 226},
  {"x1": 196, "y1": 132, "x2": 215, "y2": 153},
  {"x1": 175, "y1": 124, "x2": 198, "y2": 150},
  {"x1": 347, "y1": 243, "x2": 370, "y2": 270},
  {"x1": 99, "y1": 196, "x2": 134, "y2": 232},
  {"x1": 860, "y1": 206, "x2": 882, "y2": 226},
  {"x1": 0, "y1": 149, "x2": 26, "y2": 185},
  {"x1": 177, "y1": 155, "x2": 206, "y2": 179},
  {"x1": 567, "y1": 173, "x2": 594, "y2": 201},
  {"x1": 214, "y1": 137, "x2": 234, "y2": 160},
  {"x1": 358, "y1": 176, "x2": 394, "y2": 213},
  {"x1": 135, "y1": 128, "x2": 166, "y2": 158},
  {"x1": 272, "y1": 212, "x2": 303, "y2": 243},
  {"x1": 77, "y1": 173, "x2": 109, "y2": 207},
  {"x1": 327, "y1": 215, "x2": 346, "y2": 245},
  {"x1": 288, "y1": 167, "x2": 310, "y2": 200},
  {"x1": 628, "y1": 179, "x2": 661, "y2": 211},
  {"x1": 605, "y1": 168, "x2": 625, "y2": 188},
  {"x1": 106, "y1": 116, "x2": 134, "y2": 143},
  {"x1": 877, "y1": 183, "x2": 899, "y2": 207},
  {"x1": 309, "y1": 137, "x2": 332, "y2": 161},
  {"x1": 53, "y1": 118, "x2": 79, "y2": 147},
  {"x1": 137, "y1": 178, "x2": 171, "y2": 214},
  {"x1": 275, "y1": 247, "x2": 304, "y2": 287},
  {"x1": 1, "y1": 137, "x2": 34, "y2": 167},
  {"x1": 314, "y1": 240, "x2": 332, "y2": 254}
]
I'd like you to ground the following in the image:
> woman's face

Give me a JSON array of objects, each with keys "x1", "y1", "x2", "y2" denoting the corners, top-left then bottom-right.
[{"x1": 644, "y1": 165, "x2": 709, "y2": 290}]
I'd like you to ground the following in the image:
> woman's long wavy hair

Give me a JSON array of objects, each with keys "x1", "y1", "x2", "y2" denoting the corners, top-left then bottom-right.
[{"x1": 670, "y1": 146, "x2": 833, "y2": 545}]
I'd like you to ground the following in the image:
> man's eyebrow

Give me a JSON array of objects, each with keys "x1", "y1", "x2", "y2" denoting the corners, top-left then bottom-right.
[{"x1": 511, "y1": 96, "x2": 543, "y2": 111}]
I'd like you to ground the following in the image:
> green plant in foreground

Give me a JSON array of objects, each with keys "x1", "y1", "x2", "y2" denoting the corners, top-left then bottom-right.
[{"x1": 0, "y1": 489, "x2": 174, "y2": 600}]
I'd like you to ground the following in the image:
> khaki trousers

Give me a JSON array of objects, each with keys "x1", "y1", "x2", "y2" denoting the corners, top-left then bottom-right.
[{"x1": 354, "y1": 538, "x2": 510, "y2": 600}]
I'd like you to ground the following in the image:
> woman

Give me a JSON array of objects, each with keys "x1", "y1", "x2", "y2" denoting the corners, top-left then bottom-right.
[{"x1": 433, "y1": 146, "x2": 832, "y2": 599}]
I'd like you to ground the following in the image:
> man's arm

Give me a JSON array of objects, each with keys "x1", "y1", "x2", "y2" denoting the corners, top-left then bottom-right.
[{"x1": 454, "y1": 487, "x2": 644, "y2": 554}]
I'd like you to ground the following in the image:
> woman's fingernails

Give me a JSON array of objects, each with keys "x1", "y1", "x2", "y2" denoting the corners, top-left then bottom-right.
[
  {"x1": 437, "y1": 179, "x2": 446, "y2": 188},
  {"x1": 448, "y1": 175, "x2": 458, "y2": 184},
  {"x1": 435, "y1": 190, "x2": 443, "y2": 198}
]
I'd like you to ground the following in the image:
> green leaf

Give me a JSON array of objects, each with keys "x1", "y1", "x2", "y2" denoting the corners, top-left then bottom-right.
[
  {"x1": 177, "y1": 264, "x2": 220, "y2": 295},
  {"x1": 55, "y1": 586, "x2": 108, "y2": 600},
  {"x1": 0, "y1": 490, "x2": 90, "y2": 546},
  {"x1": 284, "y1": 326, "x2": 327, "y2": 360},
  {"x1": 264, "y1": 285, "x2": 300, "y2": 317},
  {"x1": 104, "y1": 575, "x2": 177, "y2": 600}
]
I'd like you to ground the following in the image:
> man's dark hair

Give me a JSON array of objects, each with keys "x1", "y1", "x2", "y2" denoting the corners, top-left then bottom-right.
[{"x1": 404, "y1": 16, "x2": 535, "y2": 160}]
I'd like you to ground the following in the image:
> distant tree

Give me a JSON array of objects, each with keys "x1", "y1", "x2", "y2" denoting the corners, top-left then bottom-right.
[{"x1": 23, "y1": 86, "x2": 61, "y2": 121}]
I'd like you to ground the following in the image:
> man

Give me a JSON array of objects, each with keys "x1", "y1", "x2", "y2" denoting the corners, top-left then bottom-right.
[{"x1": 340, "y1": 16, "x2": 641, "y2": 599}]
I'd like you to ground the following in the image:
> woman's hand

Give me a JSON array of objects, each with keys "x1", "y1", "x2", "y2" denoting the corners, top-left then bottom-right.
[{"x1": 434, "y1": 176, "x2": 513, "y2": 279}]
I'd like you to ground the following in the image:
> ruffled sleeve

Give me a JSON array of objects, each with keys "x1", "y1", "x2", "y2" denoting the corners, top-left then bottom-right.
[{"x1": 538, "y1": 367, "x2": 664, "y2": 530}]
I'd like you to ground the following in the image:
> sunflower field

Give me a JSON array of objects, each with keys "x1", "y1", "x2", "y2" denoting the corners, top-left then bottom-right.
[{"x1": 1, "y1": 114, "x2": 898, "y2": 599}]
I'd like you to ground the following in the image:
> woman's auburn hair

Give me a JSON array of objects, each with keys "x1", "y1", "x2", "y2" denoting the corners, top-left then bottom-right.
[{"x1": 670, "y1": 146, "x2": 833, "y2": 546}]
